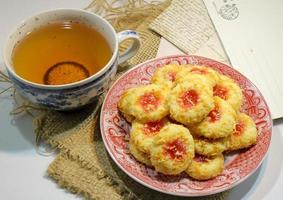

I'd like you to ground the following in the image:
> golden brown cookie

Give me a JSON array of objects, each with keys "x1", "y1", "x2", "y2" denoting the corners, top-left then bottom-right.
[
  {"x1": 213, "y1": 75, "x2": 243, "y2": 111},
  {"x1": 190, "y1": 96, "x2": 236, "y2": 139},
  {"x1": 129, "y1": 140, "x2": 152, "y2": 167},
  {"x1": 151, "y1": 64, "x2": 188, "y2": 89},
  {"x1": 194, "y1": 136, "x2": 228, "y2": 157},
  {"x1": 150, "y1": 124, "x2": 195, "y2": 175},
  {"x1": 169, "y1": 76, "x2": 214, "y2": 125},
  {"x1": 118, "y1": 84, "x2": 169, "y2": 123},
  {"x1": 130, "y1": 118, "x2": 169, "y2": 153},
  {"x1": 176, "y1": 65, "x2": 220, "y2": 87},
  {"x1": 227, "y1": 113, "x2": 257, "y2": 151},
  {"x1": 186, "y1": 154, "x2": 224, "y2": 180}
]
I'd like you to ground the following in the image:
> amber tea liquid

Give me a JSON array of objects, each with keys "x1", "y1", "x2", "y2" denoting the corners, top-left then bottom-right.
[{"x1": 12, "y1": 21, "x2": 112, "y2": 85}]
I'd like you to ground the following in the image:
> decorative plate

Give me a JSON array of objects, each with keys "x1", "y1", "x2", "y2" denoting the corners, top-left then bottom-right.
[{"x1": 100, "y1": 55, "x2": 272, "y2": 196}]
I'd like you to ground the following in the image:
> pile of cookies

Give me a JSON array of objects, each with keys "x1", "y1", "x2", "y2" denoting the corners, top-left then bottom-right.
[{"x1": 118, "y1": 64, "x2": 257, "y2": 180}]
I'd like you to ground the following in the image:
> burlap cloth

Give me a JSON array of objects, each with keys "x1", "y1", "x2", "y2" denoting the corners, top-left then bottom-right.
[{"x1": 32, "y1": 1, "x2": 229, "y2": 199}]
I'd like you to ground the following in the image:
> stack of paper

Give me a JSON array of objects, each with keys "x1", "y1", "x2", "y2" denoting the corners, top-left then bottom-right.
[{"x1": 203, "y1": 0, "x2": 283, "y2": 119}]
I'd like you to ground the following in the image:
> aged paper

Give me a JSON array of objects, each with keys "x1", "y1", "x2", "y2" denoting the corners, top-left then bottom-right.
[
  {"x1": 204, "y1": 0, "x2": 283, "y2": 119},
  {"x1": 150, "y1": 0, "x2": 215, "y2": 54},
  {"x1": 157, "y1": 34, "x2": 230, "y2": 65}
]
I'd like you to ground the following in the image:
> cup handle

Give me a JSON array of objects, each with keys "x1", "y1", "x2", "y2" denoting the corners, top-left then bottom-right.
[{"x1": 117, "y1": 30, "x2": 141, "y2": 65}]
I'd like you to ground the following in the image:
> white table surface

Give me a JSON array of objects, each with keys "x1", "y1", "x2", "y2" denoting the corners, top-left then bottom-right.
[{"x1": 0, "y1": 1, "x2": 283, "y2": 200}]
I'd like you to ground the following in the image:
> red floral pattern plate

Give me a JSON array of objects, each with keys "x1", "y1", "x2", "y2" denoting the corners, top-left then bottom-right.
[{"x1": 100, "y1": 55, "x2": 272, "y2": 196}]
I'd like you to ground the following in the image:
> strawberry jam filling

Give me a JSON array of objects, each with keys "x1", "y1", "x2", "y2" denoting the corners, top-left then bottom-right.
[
  {"x1": 168, "y1": 71, "x2": 177, "y2": 82},
  {"x1": 163, "y1": 139, "x2": 187, "y2": 160},
  {"x1": 213, "y1": 85, "x2": 228, "y2": 100},
  {"x1": 208, "y1": 106, "x2": 221, "y2": 122},
  {"x1": 143, "y1": 120, "x2": 165, "y2": 136},
  {"x1": 190, "y1": 68, "x2": 207, "y2": 74},
  {"x1": 139, "y1": 92, "x2": 160, "y2": 112},
  {"x1": 178, "y1": 90, "x2": 199, "y2": 109},
  {"x1": 234, "y1": 121, "x2": 245, "y2": 136}
]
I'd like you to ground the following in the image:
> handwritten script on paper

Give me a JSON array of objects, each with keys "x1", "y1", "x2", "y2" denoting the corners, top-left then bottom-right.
[{"x1": 150, "y1": 0, "x2": 214, "y2": 54}]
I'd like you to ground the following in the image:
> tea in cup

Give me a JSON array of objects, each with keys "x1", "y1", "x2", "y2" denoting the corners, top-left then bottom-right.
[{"x1": 3, "y1": 9, "x2": 141, "y2": 110}]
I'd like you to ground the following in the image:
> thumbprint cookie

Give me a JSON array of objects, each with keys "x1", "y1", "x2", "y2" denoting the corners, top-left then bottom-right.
[
  {"x1": 190, "y1": 97, "x2": 236, "y2": 139},
  {"x1": 213, "y1": 75, "x2": 243, "y2": 111},
  {"x1": 227, "y1": 113, "x2": 257, "y2": 151},
  {"x1": 150, "y1": 124, "x2": 195, "y2": 175},
  {"x1": 118, "y1": 84, "x2": 169, "y2": 123}
]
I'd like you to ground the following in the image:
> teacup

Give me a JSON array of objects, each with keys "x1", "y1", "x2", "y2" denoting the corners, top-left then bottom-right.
[{"x1": 3, "y1": 9, "x2": 140, "y2": 110}]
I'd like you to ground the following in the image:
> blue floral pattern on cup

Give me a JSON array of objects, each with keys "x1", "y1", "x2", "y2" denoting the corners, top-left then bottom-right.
[{"x1": 9, "y1": 60, "x2": 117, "y2": 110}]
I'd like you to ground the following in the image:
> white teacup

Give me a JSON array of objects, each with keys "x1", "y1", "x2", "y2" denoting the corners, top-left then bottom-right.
[{"x1": 3, "y1": 9, "x2": 140, "y2": 110}]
